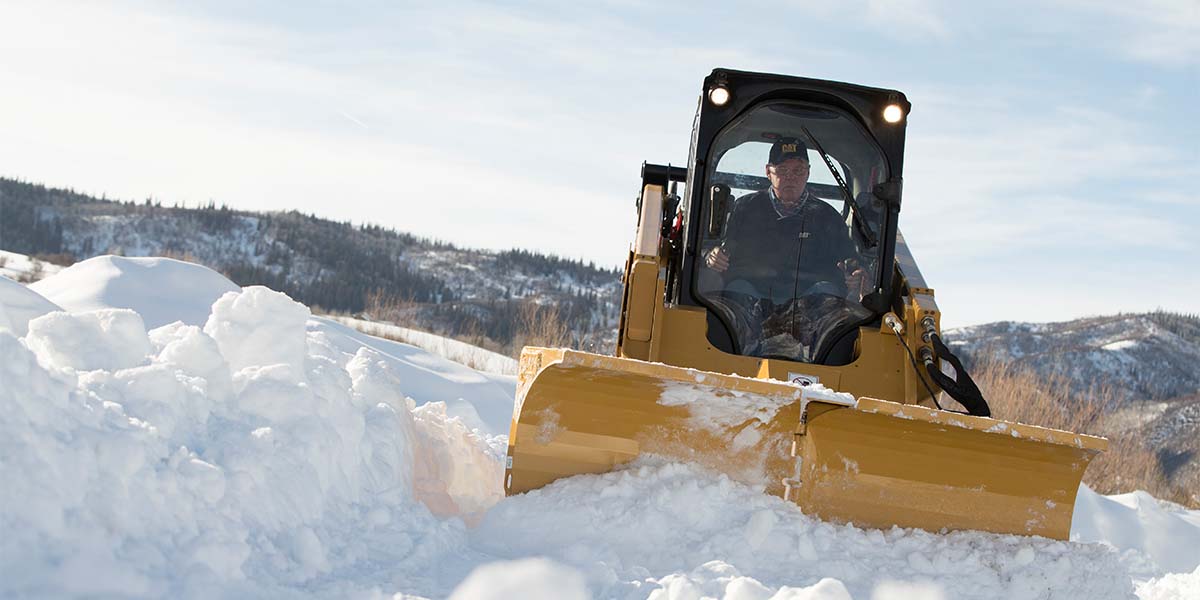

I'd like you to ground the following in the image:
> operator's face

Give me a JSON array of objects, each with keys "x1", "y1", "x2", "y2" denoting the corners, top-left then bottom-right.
[{"x1": 766, "y1": 158, "x2": 810, "y2": 204}]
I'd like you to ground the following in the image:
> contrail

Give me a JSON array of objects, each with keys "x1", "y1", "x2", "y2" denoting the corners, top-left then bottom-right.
[{"x1": 338, "y1": 111, "x2": 369, "y2": 129}]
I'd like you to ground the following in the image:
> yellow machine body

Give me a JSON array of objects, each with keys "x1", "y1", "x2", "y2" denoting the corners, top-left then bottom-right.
[{"x1": 503, "y1": 71, "x2": 1107, "y2": 540}]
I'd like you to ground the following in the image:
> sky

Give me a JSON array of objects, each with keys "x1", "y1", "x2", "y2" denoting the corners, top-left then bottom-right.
[{"x1": 1, "y1": 0, "x2": 1196, "y2": 327}]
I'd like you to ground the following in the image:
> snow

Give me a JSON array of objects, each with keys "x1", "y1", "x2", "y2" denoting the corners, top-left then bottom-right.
[
  {"x1": 1103, "y1": 339, "x2": 1140, "y2": 351},
  {"x1": 0, "y1": 249, "x2": 64, "y2": 282},
  {"x1": 1071, "y1": 486, "x2": 1200, "y2": 577},
  {"x1": 328, "y1": 315, "x2": 518, "y2": 376},
  {"x1": 474, "y1": 461, "x2": 1132, "y2": 599},
  {"x1": 659, "y1": 383, "x2": 801, "y2": 429},
  {"x1": 0, "y1": 274, "x2": 61, "y2": 337},
  {"x1": 1, "y1": 259, "x2": 1198, "y2": 599},
  {"x1": 29, "y1": 255, "x2": 241, "y2": 328}
]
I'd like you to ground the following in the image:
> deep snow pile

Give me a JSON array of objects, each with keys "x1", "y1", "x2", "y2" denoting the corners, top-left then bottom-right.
[
  {"x1": 1, "y1": 287, "x2": 506, "y2": 597},
  {"x1": 28, "y1": 255, "x2": 243, "y2": 329},
  {"x1": 1, "y1": 256, "x2": 1198, "y2": 599}
]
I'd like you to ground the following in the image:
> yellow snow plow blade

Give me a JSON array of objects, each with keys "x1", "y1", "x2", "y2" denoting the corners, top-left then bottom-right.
[{"x1": 504, "y1": 348, "x2": 1108, "y2": 540}]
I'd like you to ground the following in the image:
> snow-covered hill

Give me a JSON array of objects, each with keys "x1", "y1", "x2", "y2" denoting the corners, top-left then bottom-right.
[
  {"x1": 1, "y1": 178, "x2": 623, "y2": 352},
  {"x1": 2, "y1": 258, "x2": 1198, "y2": 599},
  {"x1": 945, "y1": 314, "x2": 1200, "y2": 406},
  {"x1": 0, "y1": 249, "x2": 63, "y2": 283}
]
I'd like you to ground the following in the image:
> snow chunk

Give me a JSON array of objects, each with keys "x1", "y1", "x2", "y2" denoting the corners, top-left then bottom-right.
[
  {"x1": 204, "y1": 286, "x2": 309, "y2": 374},
  {"x1": 870, "y1": 580, "x2": 946, "y2": 600},
  {"x1": 799, "y1": 383, "x2": 857, "y2": 407},
  {"x1": 659, "y1": 383, "x2": 799, "y2": 429},
  {"x1": 0, "y1": 275, "x2": 61, "y2": 337},
  {"x1": 449, "y1": 558, "x2": 589, "y2": 600},
  {"x1": 1134, "y1": 564, "x2": 1200, "y2": 600},
  {"x1": 412, "y1": 402, "x2": 505, "y2": 524},
  {"x1": 24, "y1": 309, "x2": 151, "y2": 371}
]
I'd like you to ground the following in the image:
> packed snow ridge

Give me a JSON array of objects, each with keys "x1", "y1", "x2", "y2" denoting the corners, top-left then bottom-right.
[{"x1": 1, "y1": 256, "x2": 1198, "y2": 599}]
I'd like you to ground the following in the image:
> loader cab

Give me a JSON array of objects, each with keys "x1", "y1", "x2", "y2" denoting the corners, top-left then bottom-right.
[{"x1": 667, "y1": 69, "x2": 908, "y2": 367}]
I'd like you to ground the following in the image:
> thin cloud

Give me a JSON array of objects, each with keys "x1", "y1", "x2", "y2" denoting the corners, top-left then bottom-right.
[
  {"x1": 866, "y1": 0, "x2": 951, "y2": 40},
  {"x1": 902, "y1": 99, "x2": 1197, "y2": 272},
  {"x1": 1053, "y1": 0, "x2": 1200, "y2": 67}
]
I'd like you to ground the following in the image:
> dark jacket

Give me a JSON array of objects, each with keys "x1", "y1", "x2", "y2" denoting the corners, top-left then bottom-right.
[{"x1": 722, "y1": 189, "x2": 857, "y2": 299}]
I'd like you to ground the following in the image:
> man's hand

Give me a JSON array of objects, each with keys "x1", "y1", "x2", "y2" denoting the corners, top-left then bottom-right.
[
  {"x1": 839, "y1": 258, "x2": 868, "y2": 298},
  {"x1": 705, "y1": 246, "x2": 730, "y2": 272}
]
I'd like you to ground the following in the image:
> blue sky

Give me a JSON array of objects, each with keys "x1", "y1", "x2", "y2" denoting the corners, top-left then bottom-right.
[{"x1": 1, "y1": 0, "x2": 1196, "y2": 326}]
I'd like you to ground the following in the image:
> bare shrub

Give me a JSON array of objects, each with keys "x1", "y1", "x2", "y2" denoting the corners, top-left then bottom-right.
[
  {"x1": 969, "y1": 356, "x2": 1109, "y2": 437},
  {"x1": 510, "y1": 299, "x2": 571, "y2": 354},
  {"x1": 971, "y1": 355, "x2": 1196, "y2": 507},
  {"x1": 0, "y1": 255, "x2": 8, "y2": 269},
  {"x1": 364, "y1": 288, "x2": 419, "y2": 326},
  {"x1": 158, "y1": 249, "x2": 200, "y2": 263},
  {"x1": 457, "y1": 316, "x2": 490, "y2": 349},
  {"x1": 32, "y1": 252, "x2": 76, "y2": 267}
]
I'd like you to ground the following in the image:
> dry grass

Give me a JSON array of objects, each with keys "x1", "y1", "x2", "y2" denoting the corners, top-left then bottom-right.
[
  {"x1": 158, "y1": 249, "x2": 200, "y2": 264},
  {"x1": 510, "y1": 299, "x2": 571, "y2": 353},
  {"x1": 15, "y1": 258, "x2": 45, "y2": 283},
  {"x1": 32, "y1": 252, "x2": 77, "y2": 267},
  {"x1": 364, "y1": 288, "x2": 420, "y2": 327},
  {"x1": 969, "y1": 356, "x2": 1196, "y2": 507}
]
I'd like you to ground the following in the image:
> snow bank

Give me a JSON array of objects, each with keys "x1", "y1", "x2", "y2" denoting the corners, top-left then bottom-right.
[
  {"x1": 0, "y1": 286, "x2": 503, "y2": 597},
  {"x1": 307, "y1": 316, "x2": 515, "y2": 436},
  {"x1": 24, "y1": 256, "x2": 517, "y2": 435},
  {"x1": 1072, "y1": 485, "x2": 1200, "y2": 576},
  {"x1": 30, "y1": 255, "x2": 241, "y2": 328}
]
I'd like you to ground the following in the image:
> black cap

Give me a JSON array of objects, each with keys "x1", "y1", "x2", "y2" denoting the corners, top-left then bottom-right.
[{"x1": 768, "y1": 137, "x2": 809, "y2": 164}]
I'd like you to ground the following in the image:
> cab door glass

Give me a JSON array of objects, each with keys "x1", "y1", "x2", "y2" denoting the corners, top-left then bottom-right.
[{"x1": 696, "y1": 102, "x2": 889, "y2": 364}]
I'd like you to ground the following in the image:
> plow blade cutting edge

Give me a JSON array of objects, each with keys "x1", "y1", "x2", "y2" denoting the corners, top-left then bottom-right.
[{"x1": 504, "y1": 348, "x2": 1108, "y2": 540}]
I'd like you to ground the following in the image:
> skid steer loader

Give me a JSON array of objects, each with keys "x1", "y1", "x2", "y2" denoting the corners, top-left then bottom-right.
[{"x1": 503, "y1": 69, "x2": 1106, "y2": 540}]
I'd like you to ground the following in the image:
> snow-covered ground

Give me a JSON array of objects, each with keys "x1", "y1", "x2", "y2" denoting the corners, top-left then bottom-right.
[
  {"x1": 327, "y1": 315, "x2": 518, "y2": 377},
  {"x1": 0, "y1": 249, "x2": 64, "y2": 283},
  {"x1": 1, "y1": 255, "x2": 1197, "y2": 599}
]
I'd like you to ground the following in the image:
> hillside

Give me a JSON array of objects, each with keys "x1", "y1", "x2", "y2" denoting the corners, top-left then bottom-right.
[
  {"x1": 944, "y1": 312, "x2": 1200, "y2": 406},
  {"x1": 0, "y1": 177, "x2": 622, "y2": 353}
]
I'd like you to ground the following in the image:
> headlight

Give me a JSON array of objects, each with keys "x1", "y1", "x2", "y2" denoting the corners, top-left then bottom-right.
[
  {"x1": 883, "y1": 104, "x2": 904, "y2": 123},
  {"x1": 708, "y1": 86, "x2": 731, "y2": 107}
]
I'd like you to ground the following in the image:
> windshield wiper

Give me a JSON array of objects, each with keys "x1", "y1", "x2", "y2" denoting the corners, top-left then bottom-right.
[{"x1": 801, "y1": 125, "x2": 878, "y2": 248}]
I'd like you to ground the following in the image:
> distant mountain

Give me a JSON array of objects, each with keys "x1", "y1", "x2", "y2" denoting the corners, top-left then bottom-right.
[
  {"x1": 944, "y1": 312, "x2": 1200, "y2": 407},
  {"x1": 0, "y1": 177, "x2": 622, "y2": 353}
]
